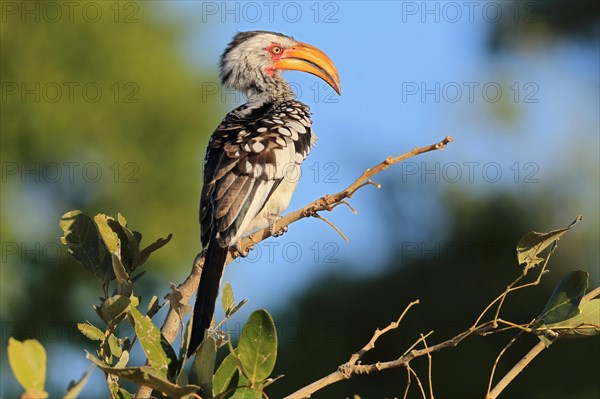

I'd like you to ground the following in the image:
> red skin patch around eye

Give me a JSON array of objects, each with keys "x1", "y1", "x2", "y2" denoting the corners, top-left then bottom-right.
[{"x1": 265, "y1": 43, "x2": 283, "y2": 76}]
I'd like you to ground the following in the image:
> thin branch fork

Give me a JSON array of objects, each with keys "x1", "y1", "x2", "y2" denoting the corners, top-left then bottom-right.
[
  {"x1": 283, "y1": 310, "x2": 494, "y2": 399},
  {"x1": 231, "y1": 135, "x2": 453, "y2": 260},
  {"x1": 345, "y1": 300, "x2": 420, "y2": 371}
]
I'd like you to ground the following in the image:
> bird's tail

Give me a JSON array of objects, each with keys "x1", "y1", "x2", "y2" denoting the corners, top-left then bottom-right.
[{"x1": 187, "y1": 238, "x2": 228, "y2": 358}]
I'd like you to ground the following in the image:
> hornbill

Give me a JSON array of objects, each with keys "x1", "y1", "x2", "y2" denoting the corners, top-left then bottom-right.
[{"x1": 188, "y1": 31, "x2": 341, "y2": 358}]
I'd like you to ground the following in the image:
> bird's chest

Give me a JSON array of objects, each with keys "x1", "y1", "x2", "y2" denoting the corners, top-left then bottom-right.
[{"x1": 209, "y1": 101, "x2": 315, "y2": 163}]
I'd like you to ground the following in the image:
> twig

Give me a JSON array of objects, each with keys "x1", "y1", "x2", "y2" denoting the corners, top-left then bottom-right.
[
  {"x1": 486, "y1": 319, "x2": 534, "y2": 396},
  {"x1": 331, "y1": 200, "x2": 357, "y2": 214},
  {"x1": 312, "y1": 214, "x2": 349, "y2": 241},
  {"x1": 408, "y1": 365, "x2": 427, "y2": 399},
  {"x1": 346, "y1": 300, "x2": 420, "y2": 367},
  {"x1": 421, "y1": 333, "x2": 434, "y2": 399},
  {"x1": 491, "y1": 247, "x2": 555, "y2": 326},
  {"x1": 481, "y1": 320, "x2": 532, "y2": 335},
  {"x1": 401, "y1": 330, "x2": 434, "y2": 358},
  {"x1": 402, "y1": 367, "x2": 412, "y2": 399},
  {"x1": 486, "y1": 341, "x2": 546, "y2": 399},
  {"x1": 472, "y1": 246, "x2": 555, "y2": 330}
]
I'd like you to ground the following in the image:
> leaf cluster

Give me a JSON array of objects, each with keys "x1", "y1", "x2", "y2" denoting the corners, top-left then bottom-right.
[{"x1": 8, "y1": 211, "x2": 281, "y2": 399}]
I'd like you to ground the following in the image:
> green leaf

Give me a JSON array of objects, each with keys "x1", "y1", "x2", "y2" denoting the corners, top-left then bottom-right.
[
  {"x1": 95, "y1": 213, "x2": 143, "y2": 274},
  {"x1": 110, "y1": 253, "x2": 132, "y2": 296},
  {"x1": 133, "y1": 231, "x2": 143, "y2": 245},
  {"x1": 86, "y1": 353, "x2": 199, "y2": 398},
  {"x1": 175, "y1": 318, "x2": 194, "y2": 382},
  {"x1": 94, "y1": 215, "x2": 133, "y2": 296},
  {"x1": 213, "y1": 352, "x2": 239, "y2": 397},
  {"x1": 516, "y1": 215, "x2": 581, "y2": 271},
  {"x1": 117, "y1": 213, "x2": 128, "y2": 228},
  {"x1": 135, "y1": 234, "x2": 173, "y2": 268},
  {"x1": 230, "y1": 372, "x2": 263, "y2": 398},
  {"x1": 94, "y1": 214, "x2": 121, "y2": 254},
  {"x1": 100, "y1": 295, "x2": 132, "y2": 326},
  {"x1": 538, "y1": 270, "x2": 589, "y2": 325},
  {"x1": 60, "y1": 210, "x2": 114, "y2": 286},
  {"x1": 7, "y1": 338, "x2": 47, "y2": 393},
  {"x1": 192, "y1": 336, "x2": 217, "y2": 395},
  {"x1": 107, "y1": 333, "x2": 123, "y2": 358},
  {"x1": 64, "y1": 369, "x2": 90, "y2": 399},
  {"x1": 237, "y1": 310, "x2": 278, "y2": 384},
  {"x1": 230, "y1": 387, "x2": 264, "y2": 399},
  {"x1": 115, "y1": 350, "x2": 130, "y2": 368},
  {"x1": 546, "y1": 298, "x2": 600, "y2": 338},
  {"x1": 117, "y1": 214, "x2": 141, "y2": 267},
  {"x1": 112, "y1": 214, "x2": 142, "y2": 271},
  {"x1": 130, "y1": 307, "x2": 170, "y2": 377},
  {"x1": 146, "y1": 295, "x2": 161, "y2": 318},
  {"x1": 222, "y1": 282, "x2": 235, "y2": 316},
  {"x1": 77, "y1": 322, "x2": 104, "y2": 341},
  {"x1": 163, "y1": 336, "x2": 180, "y2": 381}
]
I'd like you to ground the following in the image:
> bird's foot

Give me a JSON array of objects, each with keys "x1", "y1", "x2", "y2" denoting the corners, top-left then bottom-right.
[
  {"x1": 236, "y1": 243, "x2": 254, "y2": 257},
  {"x1": 304, "y1": 204, "x2": 320, "y2": 217},
  {"x1": 268, "y1": 216, "x2": 288, "y2": 237}
]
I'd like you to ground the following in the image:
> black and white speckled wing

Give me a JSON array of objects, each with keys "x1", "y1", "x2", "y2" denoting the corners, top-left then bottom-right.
[{"x1": 200, "y1": 100, "x2": 314, "y2": 247}]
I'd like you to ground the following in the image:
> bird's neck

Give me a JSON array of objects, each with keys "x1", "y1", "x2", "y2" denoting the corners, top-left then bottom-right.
[{"x1": 245, "y1": 76, "x2": 295, "y2": 107}]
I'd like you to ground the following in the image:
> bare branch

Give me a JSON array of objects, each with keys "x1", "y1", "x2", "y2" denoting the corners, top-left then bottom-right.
[
  {"x1": 231, "y1": 136, "x2": 454, "y2": 261},
  {"x1": 137, "y1": 137, "x2": 453, "y2": 398},
  {"x1": 284, "y1": 322, "x2": 494, "y2": 399}
]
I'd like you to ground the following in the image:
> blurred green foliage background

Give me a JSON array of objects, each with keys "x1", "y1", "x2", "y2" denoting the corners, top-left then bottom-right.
[
  {"x1": 2, "y1": 1, "x2": 215, "y2": 323},
  {"x1": 1, "y1": 1, "x2": 598, "y2": 398}
]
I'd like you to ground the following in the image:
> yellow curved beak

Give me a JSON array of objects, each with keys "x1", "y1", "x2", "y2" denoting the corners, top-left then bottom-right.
[{"x1": 272, "y1": 42, "x2": 341, "y2": 95}]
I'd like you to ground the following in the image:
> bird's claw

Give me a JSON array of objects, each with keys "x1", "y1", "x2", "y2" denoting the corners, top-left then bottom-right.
[
  {"x1": 236, "y1": 243, "x2": 254, "y2": 257},
  {"x1": 304, "y1": 204, "x2": 319, "y2": 217},
  {"x1": 269, "y1": 217, "x2": 288, "y2": 237},
  {"x1": 272, "y1": 225, "x2": 288, "y2": 237}
]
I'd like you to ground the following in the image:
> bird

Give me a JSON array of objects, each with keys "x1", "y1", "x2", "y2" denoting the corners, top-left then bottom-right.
[{"x1": 187, "y1": 30, "x2": 341, "y2": 358}]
